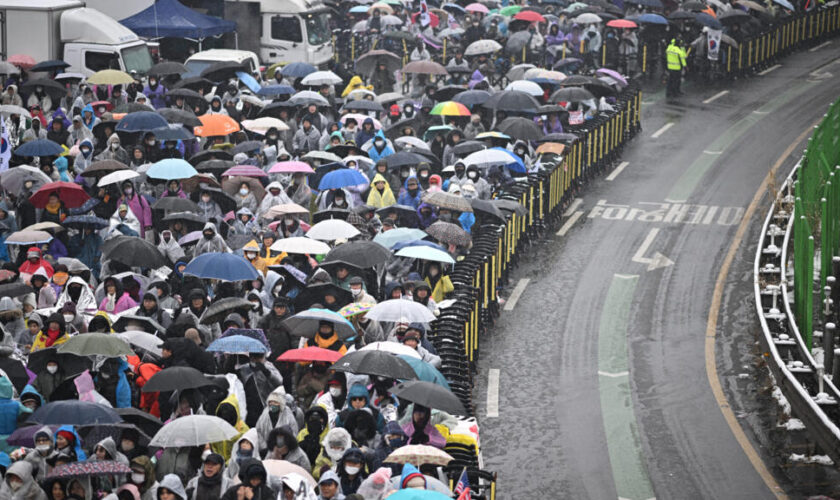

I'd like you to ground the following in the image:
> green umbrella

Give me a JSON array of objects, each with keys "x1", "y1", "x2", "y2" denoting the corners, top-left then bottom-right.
[
  {"x1": 57, "y1": 333, "x2": 134, "y2": 357},
  {"x1": 499, "y1": 5, "x2": 522, "y2": 15}
]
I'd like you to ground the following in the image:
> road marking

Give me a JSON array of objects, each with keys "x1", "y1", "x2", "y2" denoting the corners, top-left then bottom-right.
[
  {"x1": 650, "y1": 122, "x2": 673, "y2": 138},
  {"x1": 809, "y1": 40, "x2": 832, "y2": 52},
  {"x1": 504, "y1": 278, "x2": 530, "y2": 311},
  {"x1": 606, "y1": 161, "x2": 630, "y2": 181},
  {"x1": 563, "y1": 197, "x2": 583, "y2": 217},
  {"x1": 703, "y1": 90, "x2": 729, "y2": 104},
  {"x1": 588, "y1": 200, "x2": 743, "y2": 227},
  {"x1": 486, "y1": 369, "x2": 500, "y2": 418},
  {"x1": 631, "y1": 228, "x2": 674, "y2": 271},
  {"x1": 598, "y1": 273, "x2": 655, "y2": 500},
  {"x1": 703, "y1": 150, "x2": 723, "y2": 155},
  {"x1": 704, "y1": 123, "x2": 818, "y2": 499},
  {"x1": 557, "y1": 210, "x2": 583, "y2": 236},
  {"x1": 758, "y1": 64, "x2": 782, "y2": 76}
]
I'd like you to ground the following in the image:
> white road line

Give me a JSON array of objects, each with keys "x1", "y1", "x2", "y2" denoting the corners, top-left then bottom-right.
[
  {"x1": 557, "y1": 211, "x2": 583, "y2": 236},
  {"x1": 664, "y1": 198, "x2": 686, "y2": 203},
  {"x1": 758, "y1": 64, "x2": 782, "y2": 76},
  {"x1": 606, "y1": 161, "x2": 629, "y2": 181},
  {"x1": 486, "y1": 369, "x2": 500, "y2": 418},
  {"x1": 598, "y1": 370, "x2": 630, "y2": 378},
  {"x1": 563, "y1": 198, "x2": 583, "y2": 217},
  {"x1": 702, "y1": 90, "x2": 729, "y2": 104},
  {"x1": 651, "y1": 122, "x2": 674, "y2": 138},
  {"x1": 504, "y1": 278, "x2": 531, "y2": 311},
  {"x1": 703, "y1": 150, "x2": 723, "y2": 155},
  {"x1": 810, "y1": 40, "x2": 833, "y2": 52}
]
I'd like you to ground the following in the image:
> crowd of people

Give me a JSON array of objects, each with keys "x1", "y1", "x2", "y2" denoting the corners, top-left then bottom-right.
[{"x1": 0, "y1": 0, "x2": 826, "y2": 497}]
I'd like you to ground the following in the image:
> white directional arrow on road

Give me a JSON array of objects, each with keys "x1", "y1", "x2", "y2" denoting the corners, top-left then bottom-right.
[{"x1": 631, "y1": 228, "x2": 674, "y2": 271}]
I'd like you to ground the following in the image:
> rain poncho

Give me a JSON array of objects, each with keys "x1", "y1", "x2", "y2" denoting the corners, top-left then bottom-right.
[
  {"x1": 55, "y1": 276, "x2": 98, "y2": 318},
  {"x1": 0, "y1": 376, "x2": 28, "y2": 453},
  {"x1": 367, "y1": 131, "x2": 394, "y2": 163},
  {"x1": 194, "y1": 222, "x2": 231, "y2": 256},
  {"x1": 157, "y1": 231, "x2": 186, "y2": 264},
  {"x1": 313, "y1": 427, "x2": 352, "y2": 480},
  {"x1": 211, "y1": 393, "x2": 249, "y2": 461},
  {"x1": 257, "y1": 182, "x2": 292, "y2": 220},
  {"x1": 0, "y1": 461, "x2": 45, "y2": 500},
  {"x1": 109, "y1": 204, "x2": 142, "y2": 238},
  {"x1": 397, "y1": 175, "x2": 423, "y2": 209},
  {"x1": 366, "y1": 174, "x2": 396, "y2": 209},
  {"x1": 117, "y1": 185, "x2": 153, "y2": 238},
  {"x1": 74, "y1": 138, "x2": 95, "y2": 173},
  {"x1": 254, "y1": 387, "x2": 298, "y2": 452},
  {"x1": 158, "y1": 474, "x2": 187, "y2": 500}
]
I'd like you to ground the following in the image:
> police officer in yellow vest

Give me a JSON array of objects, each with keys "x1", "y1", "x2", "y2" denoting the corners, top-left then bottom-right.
[{"x1": 666, "y1": 37, "x2": 687, "y2": 99}]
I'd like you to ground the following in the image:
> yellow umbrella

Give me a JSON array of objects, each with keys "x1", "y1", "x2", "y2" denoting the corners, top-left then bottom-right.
[{"x1": 86, "y1": 69, "x2": 135, "y2": 86}]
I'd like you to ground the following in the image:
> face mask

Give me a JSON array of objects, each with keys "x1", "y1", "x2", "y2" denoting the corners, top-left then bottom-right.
[
  {"x1": 8, "y1": 480, "x2": 22, "y2": 491},
  {"x1": 36, "y1": 444, "x2": 51, "y2": 454},
  {"x1": 149, "y1": 79, "x2": 157, "y2": 86},
  {"x1": 124, "y1": 187, "x2": 133, "y2": 196},
  {"x1": 351, "y1": 288, "x2": 362, "y2": 297},
  {"x1": 46, "y1": 365, "x2": 58, "y2": 374},
  {"x1": 81, "y1": 148, "x2": 90, "y2": 154},
  {"x1": 131, "y1": 473, "x2": 145, "y2": 484},
  {"x1": 203, "y1": 232, "x2": 214, "y2": 240},
  {"x1": 63, "y1": 314, "x2": 74, "y2": 323},
  {"x1": 268, "y1": 405, "x2": 280, "y2": 414},
  {"x1": 146, "y1": 139, "x2": 155, "y2": 146},
  {"x1": 285, "y1": 219, "x2": 294, "y2": 226},
  {"x1": 329, "y1": 387, "x2": 342, "y2": 397},
  {"x1": 375, "y1": 140, "x2": 384, "y2": 147},
  {"x1": 388, "y1": 437, "x2": 405, "y2": 448},
  {"x1": 110, "y1": 143, "x2": 119, "y2": 150},
  {"x1": 268, "y1": 135, "x2": 277, "y2": 141},
  {"x1": 516, "y1": 148, "x2": 525, "y2": 155},
  {"x1": 239, "y1": 188, "x2": 249, "y2": 196},
  {"x1": 345, "y1": 465, "x2": 361, "y2": 475},
  {"x1": 235, "y1": 450, "x2": 252, "y2": 464},
  {"x1": 468, "y1": 171, "x2": 478, "y2": 179},
  {"x1": 246, "y1": 252, "x2": 256, "y2": 259}
]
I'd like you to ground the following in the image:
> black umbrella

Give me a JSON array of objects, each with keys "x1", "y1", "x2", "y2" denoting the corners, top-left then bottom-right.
[
  {"x1": 199, "y1": 297, "x2": 253, "y2": 325},
  {"x1": 157, "y1": 108, "x2": 201, "y2": 127},
  {"x1": 313, "y1": 208, "x2": 350, "y2": 224},
  {"x1": 719, "y1": 10, "x2": 752, "y2": 25},
  {"x1": 194, "y1": 159, "x2": 235, "y2": 178},
  {"x1": 189, "y1": 185, "x2": 236, "y2": 214},
  {"x1": 324, "y1": 241, "x2": 392, "y2": 268},
  {"x1": 77, "y1": 423, "x2": 152, "y2": 449},
  {"x1": 504, "y1": 31, "x2": 533, "y2": 55},
  {"x1": 258, "y1": 100, "x2": 297, "y2": 118},
  {"x1": 142, "y1": 366, "x2": 212, "y2": 393},
  {"x1": 162, "y1": 211, "x2": 207, "y2": 230},
  {"x1": 451, "y1": 140, "x2": 487, "y2": 156},
  {"x1": 0, "y1": 282, "x2": 34, "y2": 299},
  {"x1": 20, "y1": 79, "x2": 66, "y2": 100},
  {"x1": 497, "y1": 116, "x2": 544, "y2": 141},
  {"x1": 150, "y1": 61, "x2": 189, "y2": 76},
  {"x1": 28, "y1": 400, "x2": 123, "y2": 425},
  {"x1": 111, "y1": 315, "x2": 165, "y2": 335},
  {"x1": 669, "y1": 9, "x2": 696, "y2": 20},
  {"x1": 482, "y1": 90, "x2": 540, "y2": 113},
  {"x1": 384, "y1": 117, "x2": 420, "y2": 140},
  {"x1": 115, "y1": 408, "x2": 164, "y2": 438},
  {"x1": 171, "y1": 77, "x2": 214, "y2": 93},
  {"x1": 201, "y1": 61, "x2": 247, "y2": 82},
  {"x1": 385, "y1": 151, "x2": 428, "y2": 170},
  {"x1": 432, "y1": 86, "x2": 465, "y2": 102},
  {"x1": 376, "y1": 204, "x2": 421, "y2": 228},
  {"x1": 80, "y1": 160, "x2": 129, "y2": 178},
  {"x1": 152, "y1": 197, "x2": 199, "y2": 213},
  {"x1": 355, "y1": 49, "x2": 403, "y2": 75},
  {"x1": 470, "y1": 198, "x2": 506, "y2": 222},
  {"x1": 332, "y1": 350, "x2": 417, "y2": 380},
  {"x1": 166, "y1": 88, "x2": 205, "y2": 101},
  {"x1": 232, "y1": 141, "x2": 263, "y2": 156},
  {"x1": 452, "y1": 90, "x2": 492, "y2": 107},
  {"x1": 26, "y1": 347, "x2": 91, "y2": 377},
  {"x1": 31, "y1": 60, "x2": 70, "y2": 72},
  {"x1": 537, "y1": 132, "x2": 578, "y2": 143},
  {"x1": 0, "y1": 357, "x2": 29, "y2": 393},
  {"x1": 294, "y1": 283, "x2": 353, "y2": 311},
  {"x1": 102, "y1": 236, "x2": 168, "y2": 268},
  {"x1": 550, "y1": 87, "x2": 595, "y2": 103},
  {"x1": 189, "y1": 150, "x2": 233, "y2": 166},
  {"x1": 492, "y1": 198, "x2": 528, "y2": 216},
  {"x1": 390, "y1": 380, "x2": 466, "y2": 415},
  {"x1": 114, "y1": 102, "x2": 152, "y2": 114},
  {"x1": 341, "y1": 100, "x2": 385, "y2": 113}
]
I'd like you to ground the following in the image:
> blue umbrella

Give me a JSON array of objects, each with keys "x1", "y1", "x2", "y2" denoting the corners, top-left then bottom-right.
[
  {"x1": 489, "y1": 146, "x2": 526, "y2": 173},
  {"x1": 146, "y1": 159, "x2": 198, "y2": 180},
  {"x1": 183, "y1": 252, "x2": 260, "y2": 281},
  {"x1": 207, "y1": 335, "x2": 268, "y2": 354},
  {"x1": 235, "y1": 71, "x2": 262, "y2": 94},
  {"x1": 281, "y1": 62, "x2": 317, "y2": 78},
  {"x1": 395, "y1": 245, "x2": 456, "y2": 264},
  {"x1": 398, "y1": 355, "x2": 451, "y2": 389},
  {"x1": 373, "y1": 228, "x2": 429, "y2": 249},
  {"x1": 221, "y1": 327, "x2": 270, "y2": 351},
  {"x1": 694, "y1": 12, "x2": 722, "y2": 29},
  {"x1": 384, "y1": 490, "x2": 452, "y2": 500},
  {"x1": 349, "y1": 5, "x2": 368, "y2": 12},
  {"x1": 631, "y1": 13, "x2": 669, "y2": 24},
  {"x1": 13, "y1": 139, "x2": 62, "y2": 157},
  {"x1": 151, "y1": 124, "x2": 195, "y2": 141},
  {"x1": 318, "y1": 168, "x2": 368, "y2": 190},
  {"x1": 28, "y1": 401, "x2": 122, "y2": 425},
  {"x1": 282, "y1": 308, "x2": 356, "y2": 339},
  {"x1": 63, "y1": 215, "x2": 108, "y2": 229},
  {"x1": 391, "y1": 239, "x2": 447, "y2": 252},
  {"x1": 773, "y1": 0, "x2": 794, "y2": 9},
  {"x1": 116, "y1": 111, "x2": 169, "y2": 133},
  {"x1": 256, "y1": 85, "x2": 295, "y2": 97}
]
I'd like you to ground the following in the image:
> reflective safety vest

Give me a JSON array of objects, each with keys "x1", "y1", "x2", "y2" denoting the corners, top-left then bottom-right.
[{"x1": 666, "y1": 41, "x2": 686, "y2": 71}]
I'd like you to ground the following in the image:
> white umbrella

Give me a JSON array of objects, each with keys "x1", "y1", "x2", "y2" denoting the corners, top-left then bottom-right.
[
  {"x1": 306, "y1": 219, "x2": 360, "y2": 241},
  {"x1": 301, "y1": 70, "x2": 343, "y2": 86},
  {"x1": 574, "y1": 12, "x2": 603, "y2": 24},
  {"x1": 289, "y1": 91, "x2": 329, "y2": 107},
  {"x1": 394, "y1": 136, "x2": 431, "y2": 151},
  {"x1": 385, "y1": 445, "x2": 454, "y2": 466},
  {"x1": 301, "y1": 150, "x2": 342, "y2": 163},
  {"x1": 366, "y1": 299, "x2": 436, "y2": 323},
  {"x1": 395, "y1": 246, "x2": 456, "y2": 264},
  {"x1": 359, "y1": 341, "x2": 422, "y2": 359},
  {"x1": 23, "y1": 222, "x2": 64, "y2": 233},
  {"x1": 238, "y1": 94, "x2": 266, "y2": 107},
  {"x1": 0, "y1": 105, "x2": 30, "y2": 118},
  {"x1": 150, "y1": 415, "x2": 239, "y2": 447},
  {"x1": 342, "y1": 155, "x2": 374, "y2": 170},
  {"x1": 506, "y1": 63, "x2": 536, "y2": 81},
  {"x1": 99, "y1": 169, "x2": 140, "y2": 187},
  {"x1": 465, "y1": 39, "x2": 503, "y2": 56},
  {"x1": 241, "y1": 117, "x2": 289, "y2": 135},
  {"x1": 380, "y1": 14, "x2": 403, "y2": 26},
  {"x1": 504, "y1": 80, "x2": 544, "y2": 97},
  {"x1": 117, "y1": 330, "x2": 163, "y2": 356},
  {"x1": 345, "y1": 89, "x2": 377, "y2": 101},
  {"x1": 270, "y1": 237, "x2": 331, "y2": 255},
  {"x1": 5, "y1": 230, "x2": 52, "y2": 245},
  {"x1": 463, "y1": 148, "x2": 518, "y2": 168}
]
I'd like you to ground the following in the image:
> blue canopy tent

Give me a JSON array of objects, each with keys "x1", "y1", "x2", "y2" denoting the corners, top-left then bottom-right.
[{"x1": 121, "y1": 0, "x2": 236, "y2": 50}]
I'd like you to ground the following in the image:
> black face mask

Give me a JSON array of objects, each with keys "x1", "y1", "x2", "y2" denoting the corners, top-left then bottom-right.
[{"x1": 203, "y1": 232, "x2": 214, "y2": 240}]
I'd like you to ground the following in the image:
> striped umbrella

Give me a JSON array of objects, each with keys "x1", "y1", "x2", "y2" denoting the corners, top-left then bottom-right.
[{"x1": 429, "y1": 101, "x2": 471, "y2": 117}]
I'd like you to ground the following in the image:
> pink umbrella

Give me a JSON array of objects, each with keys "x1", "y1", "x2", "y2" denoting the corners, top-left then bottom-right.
[
  {"x1": 595, "y1": 68, "x2": 628, "y2": 86},
  {"x1": 340, "y1": 113, "x2": 382, "y2": 129},
  {"x1": 466, "y1": 2, "x2": 489, "y2": 13},
  {"x1": 8, "y1": 54, "x2": 36, "y2": 69},
  {"x1": 222, "y1": 165, "x2": 268, "y2": 178},
  {"x1": 269, "y1": 161, "x2": 315, "y2": 174}
]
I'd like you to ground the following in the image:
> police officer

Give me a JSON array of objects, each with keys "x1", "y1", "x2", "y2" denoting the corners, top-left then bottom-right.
[{"x1": 666, "y1": 37, "x2": 687, "y2": 99}]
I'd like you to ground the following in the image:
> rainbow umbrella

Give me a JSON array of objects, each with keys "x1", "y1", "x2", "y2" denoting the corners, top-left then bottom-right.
[
  {"x1": 338, "y1": 302, "x2": 375, "y2": 318},
  {"x1": 429, "y1": 101, "x2": 470, "y2": 117}
]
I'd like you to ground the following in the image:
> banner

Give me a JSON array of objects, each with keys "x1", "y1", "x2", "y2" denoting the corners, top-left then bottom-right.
[
  {"x1": 419, "y1": 0, "x2": 431, "y2": 27},
  {"x1": 707, "y1": 28, "x2": 722, "y2": 61},
  {"x1": 0, "y1": 119, "x2": 10, "y2": 173}
]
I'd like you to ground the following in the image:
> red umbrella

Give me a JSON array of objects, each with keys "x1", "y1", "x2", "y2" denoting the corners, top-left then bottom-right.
[
  {"x1": 607, "y1": 19, "x2": 639, "y2": 28},
  {"x1": 277, "y1": 347, "x2": 344, "y2": 363},
  {"x1": 89, "y1": 100, "x2": 114, "y2": 116},
  {"x1": 514, "y1": 10, "x2": 547, "y2": 22},
  {"x1": 29, "y1": 182, "x2": 90, "y2": 209},
  {"x1": 8, "y1": 54, "x2": 36, "y2": 69}
]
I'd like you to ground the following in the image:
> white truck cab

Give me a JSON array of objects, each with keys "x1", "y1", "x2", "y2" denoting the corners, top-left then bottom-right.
[
  {"x1": 60, "y1": 7, "x2": 153, "y2": 75},
  {"x1": 255, "y1": 0, "x2": 334, "y2": 67},
  {"x1": 184, "y1": 49, "x2": 262, "y2": 79}
]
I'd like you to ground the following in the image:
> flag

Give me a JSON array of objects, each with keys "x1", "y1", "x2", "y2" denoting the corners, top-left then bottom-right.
[
  {"x1": 454, "y1": 467, "x2": 471, "y2": 500},
  {"x1": 0, "y1": 118, "x2": 10, "y2": 173},
  {"x1": 420, "y1": 0, "x2": 431, "y2": 27},
  {"x1": 707, "y1": 28, "x2": 722, "y2": 61}
]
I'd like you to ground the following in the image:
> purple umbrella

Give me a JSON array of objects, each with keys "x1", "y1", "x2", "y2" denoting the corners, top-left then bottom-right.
[
  {"x1": 222, "y1": 165, "x2": 268, "y2": 178},
  {"x1": 595, "y1": 68, "x2": 628, "y2": 86},
  {"x1": 178, "y1": 231, "x2": 202, "y2": 245},
  {"x1": 7, "y1": 425, "x2": 58, "y2": 447}
]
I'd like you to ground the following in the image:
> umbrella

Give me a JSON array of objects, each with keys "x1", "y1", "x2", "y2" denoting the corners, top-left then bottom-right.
[
  {"x1": 62, "y1": 215, "x2": 108, "y2": 230},
  {"x1": 4, "y1": 230, "x2": 52, "y2": 245},
  {"x1": 288, "y1": 90, "x2": 330, "y2": 107},
  {"x1": 200, "y1": 61, "x2": 247, "y2": 82},
  {"x1": 384, "y1": 151, "x2": 427, "y2": 170},
  {"x1": 157, "y1": 108, "x2": 202, "y2": 127},
  {"x1": 26, "y1": 347, "x2": 91, "y2": 376},
  {"x1": 262, "y1": 460, "x2": 317, "y2": 487},
  {"x1": 47, "y1": 461, "x2": 131, "y2": 480},
  {"x1": 376, "y1": 204, "x2": 421, "y2": 228},
  {"x1": 222, "y1": 165, "x2": 267, "y2": 179},
  {"x1": 497, "y1": 116, "x2": 544, "y2": 140},
  {"x1": 114, "y1": 103, "x2": 151, "y2": 114},
  {"x1": 270, "y1": 237, "x2": 330, "y2": 255},
  {"x1": 390, "y1": 380, "x2": 466, "y2": 415},
  {"x1": 79, "y1": 160, "x2": 129, "y2": 178},
  {"x1": 466, "y1": 2, "x2": 489, "y2": 13},
  {"x1": 324, "y1": 241, "x2": 391, "y2": 268},
  {"x1": 366, "y1": 299, "x2": 436, "y2": 323},
  {"x1": 7, "y1": 424, "x2": 59, "y2": 447},
  {"x1": 150, "y1": 61, "x2": 188, "y2": 76},
  {"x1": 514, "y1": 10, "x2": 546, "y2": 22},
  {"x1": 318, "y1": 168, "x2": 368, "y2": 190},
  {"x1": 0, "y1": 282, "x2": 33, "y2": 299},
  {"x1": 29, "y1": 182, "x2": 90, "y2": 208},
  {"x1": 261, "y1": 202, "x2": 310, "y2": 221},
  {"x1": 98, "y1": 170, "x2": 139, "y2": 187},
  {"x1": 199, "y1": 297, "x2": 253, "y2": 325},
  {"x1": 465, "y1": 39, "x2": 503, "y2": 56},
  {"x1": 551, "y1": 86, "x2": 595, "y2": 102},
  {"x1": 719, "y1": 10, "x2": 752, "y2": 24},
  {"x1": 631, "y1": 13, "x2": 668, "y2": 24},
  {"x1": 331, "y1": 350, "x2": 417, "y2": 380},
  {"x1": 0, "y1": 104, "x2": 30, "y2": 118},
  {"x1": 426, "y1": 221, "x2": 472, "y2": 247},
  {"x1": 429, "y1": 101, "x2": 470, "y2": 117},
  {"x1": 283, "y1": 308, "x2": 356, "y2": 339},
  {"x1": 195, "y1": 114, "x2": 240, "y2": 137},
  {"x1": 355, "y1": 49, "x2": 402, "y2": 76},
  {"x1": 19, "y1": 79, "x2": 65, "y2": 99},
  {"x1": 117, "y1": 330, "x2": 164, "y2": 356},
  {"x1": 22, "y1": 221, "x2": 63, "y2": 233},
  {"x1": 241, "y1": 117, "x2": 290, "y2": 135},
  {"x1": 386, "y1": 489, "x2": 452, "y2": 500},
  {"x1": 102, "y1": 236, "x2": 168, "y2": 268},
  {"x1": 0, "y1": 166, "x2": 51, "y2": 194},
  {"x1": 394, "y1": 136, "x2": 431, "y2": 152},
  {"x1": 595, "y1": 68, "x2": 628, "y2": 86},
  {"x1": 359, "y1": 341, "x2": 421, "y2": 359},
  {"x1": 269, "y1": 161, "x2": 314, "y2": 174},
  {"x1": 300, "y1": 70, "x2": 342, "y2": 86},
  {"x1": 396, "y1": 245, "x2": 455, "y2": 264},
  {"x1": 28, "y1": 400, "x2": 123, "y2": 425},
  {"x1": 14, "y1": 139, "x2": 63, "y2": 157},
  {"x1": 483, "y1": 90, "x2": 540, "y2": 113},
  {"x1": 207, "y1": 335, "x2": 268, "y2": 354},
  {"x1": 694, "y1": 12, "x2": 723, "y2": 29},
  {"x1": 87, "y1": 69, "x2": 134, "y2": 85},
  {"x1": 0, "y1": 61, "x2": 19, "y2": 74},
  {"x1": 151, "y1": 124, "x2": 195, "y2": 142},
  {"x1": 116, "y1": 111, "x2": 169, "y2": 133},
  {"x1": 57, "y1": 333, "x2": 133, "y2": 357},
  {"x1": 398, "y1": 355, "x2": 450, "y2": 388},
  {"x1": 574, "y1": 12, "x2": 603, "y2": 23},
  {"x1": 402, "y1": 61, "x2": 448, "y2": 76},
  {"x1": 281, "y1": 62, "x2": 317, "y2": 78},
  {"x1": 373, "y1": 228, "x2": 427, "y2": 249},
  {"x1": 306, "y1": 219, "x2": 360, "y2": 241},
  {"x1": 450, "y1": 90, "x2": 492, "y2": 109},
  {"x1": 184, "y1": 253, "x2": 260, "y2": 282},
  {"x1": 171, "y1": 77, "x2": 215, "y2": 93},
  {"x1": 147, "y1": 159, "x2": 198, "y2": 181},
  {"x1": 152, "y1": 197, "x2": 198, "y2": 212},
  {"x1": 190, "y1": 185, "x2": 237, "y2": 214},
  {"x1": 232, "y1": 141, "x2": 263, "y2": 156},
  {"x1": 114, "y1": 408, "x2": 163, "y2": 437},
  {"x1": 277, "y1": 347, "x2": 344, "y2": 363},
  {"x1": 421, "y1": 191, "x2": 473, "y2": 213},
  {"x1": 256, "y1": 85, "x2": 295, "y2": 97},
  {"x1": 341, "y1": 100, "x2": 385, "y2": 113},
  {"x1": 607, "y1": 19, "x2": 638, "y2": 28},
  {"x1": 150, "y1": 415, "x2": 238, "y2": 447},
  {"x1": 0, "y1": 358, "x2": 27, "y2": 392},
  {"x1": 386, "y1": 445, "x2": 453, "y2": 467},
  {"x1": 504, "y1": 80, "x2": 545, "y2": 97},
  {"x1": 338, "y1": 302, "x2": 375, "y2": 319}
]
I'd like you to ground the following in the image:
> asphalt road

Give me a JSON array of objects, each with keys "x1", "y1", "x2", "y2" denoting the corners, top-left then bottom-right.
[{"x1": 474, "y1": 44, "x2": 840, "y2": 498}]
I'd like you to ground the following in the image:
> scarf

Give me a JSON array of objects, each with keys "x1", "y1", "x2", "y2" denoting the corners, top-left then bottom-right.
[
  {"x1": 44, "y1": 327, "x2": 62, "y2": 347},
  {"x1": 197, "y1": 470, "x2": 223, "y2": 497},
  {"x1": 45, "y1": 200, "x2": 61, "y2": 214}
]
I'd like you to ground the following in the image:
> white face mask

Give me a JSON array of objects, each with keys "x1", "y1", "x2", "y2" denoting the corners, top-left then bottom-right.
[
  {"x1": 239, "y1": 188, "x2": 249, "y2": 196},
  {"x1": 468, "y1": 171, "x2": 478, "y2": 179},
  {"x1": 345, "y1": 465, "x2": 361, "y2": 475},
  {"x1": 131, "y1": 473, "x2": 145, "y2": 484},
  {"x1": 329, "y1": 387, "x2": 342, "y2": 397},
  {"x1": 246, "y1": 252, "x2": 257, "y2": 260},
  {"x1": 351, "y1": 288, "x2": 362, "y2": 297},
  {"x1": 110, "y1": 143, "x2": 119, "y2": 150},
  {"x1": 46, "y1": 365, "x2": 58, "y2": 374},
  {"x1": 36, "y1": 444, "x2": 51, "y2": 454},
  {"x1": 7, "y1": 480, "x2": 21, "y2": 491},
  {"x1": 63, "y1": 314, "x2": 74, "y2": 323}
]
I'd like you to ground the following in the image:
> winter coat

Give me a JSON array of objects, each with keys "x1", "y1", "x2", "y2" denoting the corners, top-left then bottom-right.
[
  {"x1": 117, "y1": 191, "x2": 153, "y2": 237},
  {"x1": 186, "y1": 463, "x2": 231, "y2": 500},
  {"x1": 396, "y1": 175, "x2": 423, "y2": 209},
  {"x1": 0, "y1": 461, "x2": 47, "y2": 500},
  {"x1": 194, "y1": 223, "x2": 231, "y2": 256},
  {"x1": 367, "y1": 132, "x2": 394, "y2": 164}
]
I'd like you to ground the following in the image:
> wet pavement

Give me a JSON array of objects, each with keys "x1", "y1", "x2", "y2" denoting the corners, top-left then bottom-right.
[{"x1": 474, "y1": 47, "x2": 840, "y2": 498}]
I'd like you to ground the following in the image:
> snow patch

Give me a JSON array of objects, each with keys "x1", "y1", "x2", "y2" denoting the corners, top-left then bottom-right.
[
  {"x1": 780, "y1": 418, "x2": 806, "y2": 431},
  {"x1": 789, "y1": 453, "x2": 834, "y2": 465},
  {"x1": 772, "y1": 386, "x2": 792, "y2": 415}
]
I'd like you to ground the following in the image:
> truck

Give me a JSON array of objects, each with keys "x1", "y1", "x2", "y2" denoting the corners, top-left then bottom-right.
[{"x1": 0, "y1": 0, "x2": 154, "y2": 76}]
